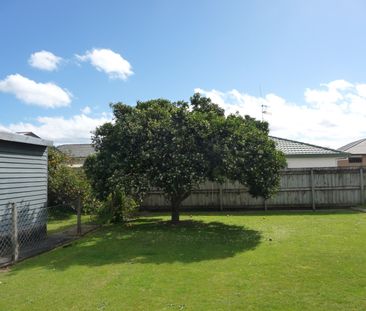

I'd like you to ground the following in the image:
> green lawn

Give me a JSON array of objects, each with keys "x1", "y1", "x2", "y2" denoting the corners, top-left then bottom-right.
[
  {"x1": 47, "y1": 210, "x2": 96, "y2": 234},
  {"x1": 1, "y1": 210, "x2": 366, "y2": 310}
]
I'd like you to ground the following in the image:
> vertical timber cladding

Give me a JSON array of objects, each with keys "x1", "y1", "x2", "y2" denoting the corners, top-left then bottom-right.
[
  {"x1": 0, "y1": 132, "x2": 52, "y2": 247},
  {"x1": 141, "y1": 167, "x2": 366, "y2": 210}
]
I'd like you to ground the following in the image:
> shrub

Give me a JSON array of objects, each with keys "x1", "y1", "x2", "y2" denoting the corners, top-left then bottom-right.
[
  {"x1": 98, "y1": 189, "x2": 138, "y2": 223},
  {"x1": 48, "y1": 147, "x2": 100, "y2": 212}
]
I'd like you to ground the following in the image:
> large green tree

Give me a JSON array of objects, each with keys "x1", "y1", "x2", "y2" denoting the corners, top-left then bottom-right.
[{"x1": 85, "y1": 94, "x2": 286, "y2": 222}]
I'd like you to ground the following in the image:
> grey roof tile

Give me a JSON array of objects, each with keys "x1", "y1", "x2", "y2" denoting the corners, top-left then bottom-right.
[
  {"x1": 57, "y1": 144, "x2": 95, "y2": 158},
  {"x1": 57, "y1": 137, "x2": 346, "y2": 159},
  {"x1": 270, "y1": 136, "x2": 346, "y2": 156}
]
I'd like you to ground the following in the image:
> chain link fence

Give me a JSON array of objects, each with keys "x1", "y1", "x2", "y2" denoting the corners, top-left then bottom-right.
[
  {"x1": 0, "y1": 205, "x2": 13, "y2": 264},
  {"x1": 0, "y1": 202, "x2": 99, "y2": 266}
]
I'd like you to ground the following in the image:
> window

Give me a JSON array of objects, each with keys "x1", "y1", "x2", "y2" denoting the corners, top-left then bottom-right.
[{"x1": 348, "y1": 157, "x2": 362, "y2": 163}]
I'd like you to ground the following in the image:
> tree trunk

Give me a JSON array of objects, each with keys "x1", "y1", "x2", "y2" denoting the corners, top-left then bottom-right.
[{"x1": 171, "y1": 200, "x2": 180, "y2": 223}]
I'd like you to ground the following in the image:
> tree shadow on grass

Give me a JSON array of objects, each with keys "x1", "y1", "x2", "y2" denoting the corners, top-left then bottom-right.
[
  {"x1": 13, "y1": 218, "x2": 261, "y2": 271},
  {"x1": 145, "y1": 209, "x2": 361, "y2": 218}
]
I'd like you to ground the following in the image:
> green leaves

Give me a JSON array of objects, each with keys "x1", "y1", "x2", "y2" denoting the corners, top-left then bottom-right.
[
  {"x1": 85, "y1": 93, "x2": 286, "y2": 220},
  {"x1": 48, "y1": 147, "x2": 96, "y2": 209}
]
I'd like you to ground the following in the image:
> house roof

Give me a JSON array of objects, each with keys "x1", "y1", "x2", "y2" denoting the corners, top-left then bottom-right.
[
  {"x1": 57, "y1": 144, "x2": 96, "y2": 158},
  {"x1": 338, "y1": 138, "x2": 366, "y2": 154},
  {"x1": 57, "y1": 138, "x2": 346, "y2": 159},
  {"x1": 0, "y1": 131, "x2": 52, "y2": 147},
  {"x1": 270, "y1": 136, "x2": 347, "y2": 157}
]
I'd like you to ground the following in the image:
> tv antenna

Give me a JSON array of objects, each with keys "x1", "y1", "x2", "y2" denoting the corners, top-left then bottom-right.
[
  {"x1": 261, "y1": 104, "x2": 268, "y2": 121},
  {"x1": 259, "y1": 85, "x2": 268, "y2": 121},
  {"x1": 259, "y1": 84, "x2": 271, "y2": 122}
]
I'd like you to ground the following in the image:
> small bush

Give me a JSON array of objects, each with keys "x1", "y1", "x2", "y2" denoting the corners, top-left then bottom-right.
[{"x1": 99, "y1": 189, "x2": 138, "y2": 223}]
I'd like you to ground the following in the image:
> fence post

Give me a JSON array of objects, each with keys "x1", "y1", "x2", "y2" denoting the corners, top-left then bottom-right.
[
  {"x1": 219, "y1": 184, "x2": 223, "y2": 211},
  {"x1": 310, "y1": 169, "x2": 316, "y2": 211},
  {"x1": 76, "y1": 196, "x2": 82, "y2": 235},
  {"x1": 360, "y1": 168, "x2": 364, "y2": 205},
  {"x1": 11, "y1": 203, "x2": 19, "y2": 262}
]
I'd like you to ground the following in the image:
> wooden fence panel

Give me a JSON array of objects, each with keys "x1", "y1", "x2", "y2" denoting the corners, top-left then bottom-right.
[{"x1": 141, "y1": 167, "x2": 365, "y2": 210}]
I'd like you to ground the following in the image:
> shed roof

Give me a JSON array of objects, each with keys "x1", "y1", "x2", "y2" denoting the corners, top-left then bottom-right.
[
  {"x1": 57, "y1": 144, "x2": 96, "y2": 158},
  {"x1": 16, "y1": 131, "x2": 41, "y2": 138},
  {"x1": 0, "y1": 131, "x2": 52, "y2": 147},
  {"x1": 270, "y1": 136, "x2": 346, "y2": 157}
]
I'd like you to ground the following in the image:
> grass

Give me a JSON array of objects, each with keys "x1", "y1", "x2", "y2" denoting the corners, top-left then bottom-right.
[
  {"x1": 47, "y1": 209, "x2": 96, "y2": 234},
  {"x1": 1, "y1": 210, "x2": 366, "y2": 310}
]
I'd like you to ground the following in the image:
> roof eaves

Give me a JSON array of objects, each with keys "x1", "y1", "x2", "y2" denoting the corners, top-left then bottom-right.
[{"x1": 286, "y1": 153, "x2": 349, "y2": 158}]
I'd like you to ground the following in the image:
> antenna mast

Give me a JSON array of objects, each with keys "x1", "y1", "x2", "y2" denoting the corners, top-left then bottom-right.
[
  {"x1": 261, "y1": 104, "x2": 268, "y2": 121},
  {"x1": 259, "y1": 85, "x2": 267, "y2": 121}
]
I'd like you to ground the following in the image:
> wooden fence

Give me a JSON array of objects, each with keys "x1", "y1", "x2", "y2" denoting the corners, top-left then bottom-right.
[{"x1": 141, "y1": 167, "x2": 366, "y2": 210}]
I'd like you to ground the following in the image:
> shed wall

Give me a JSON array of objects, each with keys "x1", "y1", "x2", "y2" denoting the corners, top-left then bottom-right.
[{"x1": 0, "y1": 140, "x2": 48, "y2": 237}]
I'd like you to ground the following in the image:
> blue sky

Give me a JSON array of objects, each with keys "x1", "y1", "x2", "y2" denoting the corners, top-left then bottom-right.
[{"x1": 1, "y1": 0, "x2": 366, "y2": 147}]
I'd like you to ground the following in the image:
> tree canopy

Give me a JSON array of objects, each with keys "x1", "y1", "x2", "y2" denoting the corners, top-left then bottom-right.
[{"x1": 85, "y1": 93, "x2": 286, "y2": 222}]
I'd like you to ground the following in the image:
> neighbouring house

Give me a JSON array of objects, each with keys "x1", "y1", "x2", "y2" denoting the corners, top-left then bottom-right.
[
  {"x1": 0, "y1": 131, "x2": 52, "y2": 261},
  {"x1": 337, "y1": 138, "x2": 366, "y2": 167},
  {"x1": 270, "y1": 136, "x2": 347, "y2": 168},
  {"x1": 57, "y1": 144, "x2": 96, "y2": 167},
  {"x1": 58, "y1": 137, "x2": 346, "y2": 170}
]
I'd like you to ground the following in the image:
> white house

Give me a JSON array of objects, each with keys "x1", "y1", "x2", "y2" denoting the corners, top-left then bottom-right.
[
  {"x1": 337, "y1": 138, "x2": 366, "y2": 167},
  {"x1": 57, "y1": 137, "x2": 347, "y2": 170},
  {"x1": 271, "y1": 136, "x2": 347, "y2": 168}
]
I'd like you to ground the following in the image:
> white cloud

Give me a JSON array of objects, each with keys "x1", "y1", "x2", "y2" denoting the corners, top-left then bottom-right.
[
  {"x1": 28, "y1": 50, "x2": 62, "y2": 71},
  {"x1": 1, "y1": 112, "x2": 112, "y2": 145},
  {"x1": 76, "y1": 48, "x2": 133, "y2": 80},
  {"x1": 81, "y1": 106, "x2": 91, "y2": 114},
  {"x1": 196, "y1": 80, "x2": 366, "y2": 148},
  {"x1": 0, "y1": 74, "x2": 71, "y2": 108},
  {"x1": 304, "y1": 79, "x2": 353, "y2": 107}
]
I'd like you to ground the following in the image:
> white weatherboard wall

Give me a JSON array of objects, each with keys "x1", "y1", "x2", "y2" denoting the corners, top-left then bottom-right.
[{"x1": 286, "y1": 157, "x2": 338, "y2": 168}]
